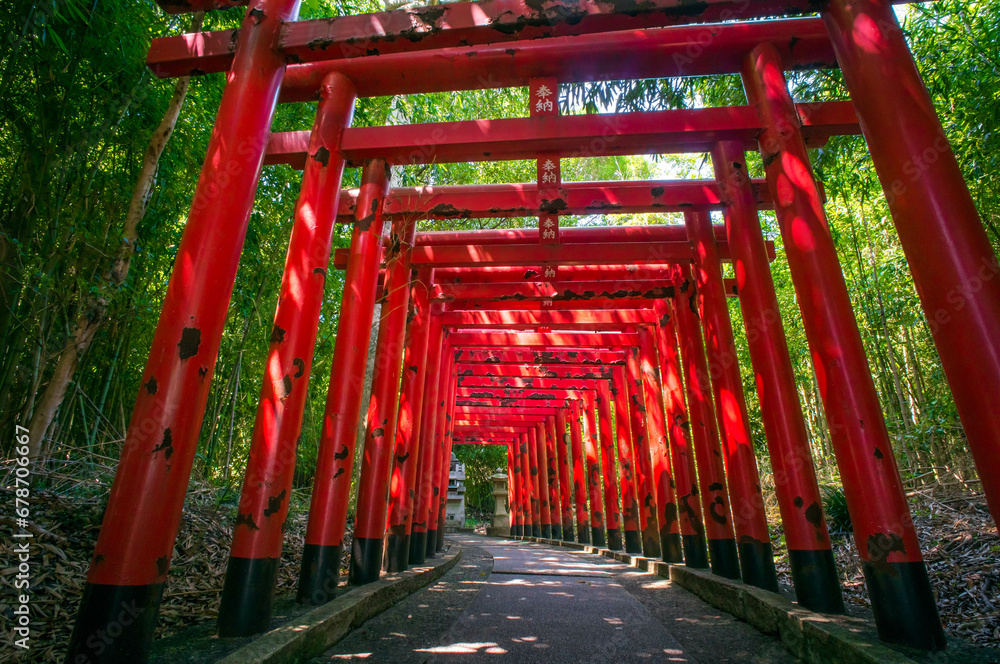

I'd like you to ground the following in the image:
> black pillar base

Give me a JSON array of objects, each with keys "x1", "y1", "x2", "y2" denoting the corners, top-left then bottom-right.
[
  {"x1": 641, "y1": 527, "x2": 662, "y2": 559},
  {"x1": 738, "y1": 539, "x2": 780, "y2": 592},
  {"x1": 66, "y1": 582, "x2": 165, "y2": 664},
  {"x1": 349, "y1": 536, "x2": 384, "y2": 585},
  {"x1": 385, "y1": 532, "x2": 409, "y2": 574},
  {"x1": 297, "y1": 543, "x2": 343, "y2": 605},
  {"x1": 577, "y1": 525, "x2": 591, "y2": 544},
  {"x1": 551, "y1": 524, "x2": 562, "y2": 540},
  {"x1": 409, "y1": 531, "x2": 427, "y2": 566},
  {"x1": 607, "y1": 528, "x2": 623, "y2": 551},
  {"x1": 624, "y1": 529, "x2": 644, "y2": 554},
  {"x1": 532, "y1": 524, "x2": 541, "y2": 538},
  {"x1": 541, "y1": 524, "x2": 552, "y2": 539},
  {"x1": 217, "y1": 556, "x2": 279, "y2": 637},
  {"x1": 682, "y1": 534, "x2": 710, "y2": 569},
  {"x1": 436, "y1": 519, "x2": 445, "y2": 551},
  {"x1": 707, "y1": 538, "x2": 741, "y2": 579},
  {"x1": 511, "y1": 525, "x2": 522, "y2": 537},
  {"x1": 863, "y1": 560, "x2": 946, "y2": 650},
  {"x1": 660, "y1": 532, "x2": 684, "y2": 563},
  {"x1": 591, "y1": 527, "x2": 606, "y2": 547},
  {"x1": 788, "y1": 548, "x2": 844, "y2": 614},
  {"x1": 425, "y1": 529, "x2": 438, "y2": 558},
  {"x1": 562, "y1": 520, "x2": 575, "y2": 541}
]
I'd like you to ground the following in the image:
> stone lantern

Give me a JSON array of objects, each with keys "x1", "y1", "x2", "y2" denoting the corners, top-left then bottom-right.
[{"x1": 489, "y1": 472, "x2": 510, "y2": 536}]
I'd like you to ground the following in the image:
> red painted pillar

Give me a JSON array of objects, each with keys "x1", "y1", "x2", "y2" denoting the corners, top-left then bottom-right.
[
  {"x1": 518, "y1": 433, "x2": 535, "y2": 537},
  {"x1": 66, "y1": 0, "x2": 303, "y2": 658},
  {"x1": 625, "y1": 346, "x2": 664, "y2": 559},
  {"x1": 555, "y1": 408, "x2": 575, "y2": 541},
  {"x1": 510, "y1": 434, "x2": 522, "y2": 536},
  {"x1": 436, "y1": 369, "x2": 457, "y2": 551},
  {"x1": 536, "y1": 421, "x2": 553, "y2": 538},
  {"x1": 612, "y1": 366, "x2": 643, "y2": 554},
  {"x1": 528, "y1": 427, "x2": 544, "y2": 537},
  {"x1": 218, "y1": 73, "x2": 357, "y2": 637},
  {"x1": 596, "y1": 382, "x2": 622, "y2": 550},
  {"x1": 296, "y1": 160, "x2": 390, "y2": 603},
  {"x1": 386, "y1": 268, "x2": 434, "y2": 572},
  {"x1": 545, "y1": 415, "x2": 564, "y2": 540},
  {"x1": 506, "y1": 442, "x2": 519, "y2": 536},
  {"x1": 410, "y1": 310, "x2": 443, "y2": 564},
  {"x1": 713, "y1": 140, "x2": 843, "y2": 611},
  {"x1": 651, "y1": 308, "x2": 709, "y2": 569},
  {"x1": 582, "y1": 395, "x2": 605, "y2": 546},
  {"x1": 569, "y1": 400, "x2": 590, "y2": 544},
  {"x1": 744, "y1": 41, "x2": 944, "y2": 643},
  {"x1": 514, "y1": 439, "x2": 527, "y2": 538},
  {"x1": 824, "y1": 0, "x2": 1000, "y2": 543},
  {"x1": 509, "y1": 439, "x2": 524, "y2": 537},
  {"x1": 637, "y1": 328, "x2": 681, "y2": 562},
  {"x1": 669, "y1": 279, "x2": 740, "y2": 579},
  {"x1": 686, "y1": 210, "x2": 778, "y2": 591},
  {"x1": 350, "y1": 203, "x2": 418, "y2": 584},
  {"x1": 427, "y1": 350, "x2": 454, "y2": 555}
]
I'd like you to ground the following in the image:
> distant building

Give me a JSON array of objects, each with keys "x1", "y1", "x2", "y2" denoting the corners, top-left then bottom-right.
[{"x1": 445, "y1": 453, "x2": 466, "y2": 529}]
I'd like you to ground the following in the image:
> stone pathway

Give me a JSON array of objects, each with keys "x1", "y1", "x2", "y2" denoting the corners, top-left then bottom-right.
[{"x1": 312, "y1": 534, "x2": 798, "y2": 663}]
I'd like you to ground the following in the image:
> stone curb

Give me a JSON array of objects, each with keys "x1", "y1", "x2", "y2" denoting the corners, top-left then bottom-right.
[
  {"x1": 515, "y1": 536, "x2": 916, "y2": 664},
  {"x1": 217, "y1": 546, "x2": 463, "y2": 664}
]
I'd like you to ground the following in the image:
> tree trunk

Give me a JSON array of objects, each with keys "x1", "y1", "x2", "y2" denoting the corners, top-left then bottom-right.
[{"x1": 25, "y1": 14, "x2": 203, "y2": 462}]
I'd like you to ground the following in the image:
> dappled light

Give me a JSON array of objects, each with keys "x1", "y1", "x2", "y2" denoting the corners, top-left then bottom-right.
[{"x1": 9, "y1": 0, "x2": 996, "y2": 660}]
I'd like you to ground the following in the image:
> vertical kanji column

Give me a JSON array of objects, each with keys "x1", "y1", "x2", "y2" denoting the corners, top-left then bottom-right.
[
  {"x1": 744, "y1": 41, "x2": 944, "y2": 643},
  {"x1": 713, "y1": 140, "x2": 843, "y2": 612},
  {"x1": 545, "y1": 416, "x2": 564, "y2": 540},
  {"x1": 670, "y1": 277, "x2": 740, "y2": 579},
  {"x1": 386, "y1": 268, "x2": 434, "y2": 573},
  {"x1": 569, "y1": 400, "x2": 591, "y2": 544},
  {"x1": 296, "y1": 160, "x2": 390, "y2": 603},
  {"x1": 637, "y1": 329, "x2": 681, "y2": 562},
  {"x1": 350, "y1": 205, "x2": 418, "y2": 584},
  {"x1": 651, "y1": 307, "x2": 709, "y2": 569},
  {"x1": 612, "y1": 367, "x2": 643, "y2": 554},
  {"x1": 555, "y1": 408, "x2": 575, "y2": 541},
  {"x1": 66, "y1": 0, "x2": 304, "y2": 658},
  {"x1": 597, "y1": 383, "x2": 621, "y2": 550},
  {"x1": 410, "y1": 311, "x2": 443, "y2": 565},
  {"x1": 528, "y1": 427, "x2": 544, "y2": 537},
  {"x1": 686, "y1": 210, "x2": 778, "y2": 591},
  {"x1": 218, "y1": 72, "x2": 357, "y2": 637},
  {"x1": 435, "y1": 370, "x2": 457, "y2": 552},
  {"x1": 625, "y1": 347, "x2": 663, "y2": 559},
  {"x1": 530, "y1": 77, "x2": 561, "y2": 258},
  {"x1": 824, "y1": 0, "x2": 1000, "y2": 543}
]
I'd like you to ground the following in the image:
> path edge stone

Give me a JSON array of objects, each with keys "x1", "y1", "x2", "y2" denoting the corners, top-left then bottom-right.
[
  {"x1": 216, "y1": 546, "x2": 463, "y2": 664},
  {"x1": 516, "y1": 536, "x2": 917, "y2": 664}
]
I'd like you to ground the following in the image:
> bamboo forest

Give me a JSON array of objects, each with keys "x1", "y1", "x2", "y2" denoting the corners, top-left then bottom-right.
[{"x1": 0, "y1": 0, "x2": 998, "y2": 661}]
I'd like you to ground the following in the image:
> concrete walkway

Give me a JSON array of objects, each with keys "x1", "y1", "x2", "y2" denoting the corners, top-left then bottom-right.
[{"x1": 311, "y1": 534, "x2": 798, "y2": 663}]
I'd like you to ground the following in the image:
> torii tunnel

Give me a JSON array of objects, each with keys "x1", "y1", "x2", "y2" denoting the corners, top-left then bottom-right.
[{"x1": 67, "y1": 0, "x2": 1000, "y2": 661}]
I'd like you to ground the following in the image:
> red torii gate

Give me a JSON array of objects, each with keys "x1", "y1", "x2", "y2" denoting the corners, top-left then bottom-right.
[{"x1": 65, "y1": 0, "x2": 1000, "y2": 660}]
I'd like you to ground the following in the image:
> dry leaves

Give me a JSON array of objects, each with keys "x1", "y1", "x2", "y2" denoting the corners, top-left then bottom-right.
[
  {"x1": 771, "y1": 485, "x2": 999, "y2": 649},
  {"x1": 0, "y1": 475, "x2": 352, "y2": 664}
]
